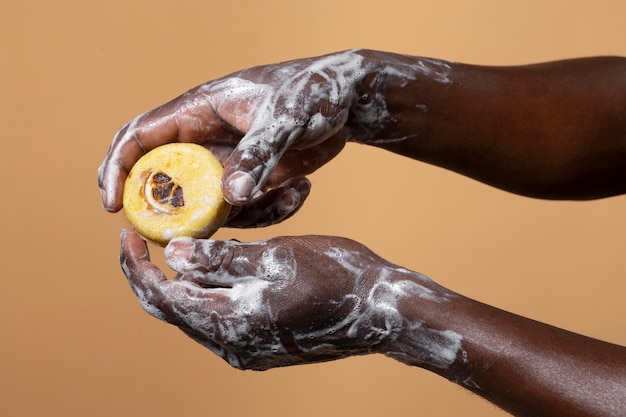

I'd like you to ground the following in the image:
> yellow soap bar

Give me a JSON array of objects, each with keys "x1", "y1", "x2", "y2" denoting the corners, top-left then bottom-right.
[{"x1": 123, "y1": 143, "x2": 231, "y2": 246}]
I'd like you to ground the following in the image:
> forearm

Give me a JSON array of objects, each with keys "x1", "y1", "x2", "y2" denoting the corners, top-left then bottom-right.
[
  {"x1": 351, "y1": 50, "x2": 626, "y2": 199},
  {"x1": 382, "y1": 272, "x2": 626, "y2": 417}
]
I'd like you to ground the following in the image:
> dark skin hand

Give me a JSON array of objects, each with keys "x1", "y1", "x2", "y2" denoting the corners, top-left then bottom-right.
[
  {"x1": 121, "y1": 229, "x2": 409, "y2": 369},
  {"x1": 99, "y1": 50, "x2": 626, "y2": 208},
  {"x1": 103, "y1": 50, "x2": 626, "y2": 417},
  {"x1": 122, "y1": 228, "x2": 626, "y2": 417},
  {"x1": 98, "y1": 52, "x2": 357, "y2": 225}
]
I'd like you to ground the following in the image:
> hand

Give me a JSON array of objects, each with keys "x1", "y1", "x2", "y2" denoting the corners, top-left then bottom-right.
[
  {"x1": 119, "y1": 228, "x2": 454, "y2": 370},
  {"x1": 99, "y1": 50, "x2": 377, "y2": 226}
]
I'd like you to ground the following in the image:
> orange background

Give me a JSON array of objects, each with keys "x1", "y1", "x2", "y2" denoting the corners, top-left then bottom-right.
[{"x1": 2, "y1": 1, "x2": 625, "y2": 416}]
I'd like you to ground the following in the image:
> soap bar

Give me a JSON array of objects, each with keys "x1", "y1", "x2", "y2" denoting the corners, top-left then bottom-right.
[{"x1": 123, "y1": 143, "x2": 231, "y2": 245}]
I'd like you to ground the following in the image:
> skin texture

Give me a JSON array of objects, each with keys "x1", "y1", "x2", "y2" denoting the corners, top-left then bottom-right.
[
  {"x1": 101, "y1": 50, "x2": 626, "y2": 417},
  {"x1": 121, "y1": 229, "x2": 460, "y2": 370}
]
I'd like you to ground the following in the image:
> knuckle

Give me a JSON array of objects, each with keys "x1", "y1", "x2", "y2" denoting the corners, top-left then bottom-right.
[{"x1": 192, "y1": 240, "x2": 237, "y2": 272}]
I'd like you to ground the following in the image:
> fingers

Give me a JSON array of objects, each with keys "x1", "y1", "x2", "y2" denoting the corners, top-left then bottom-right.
[
  {"x1": 99, "y1": 113, "x2": 177, "y2": 212},
  {"x1": 164, "y1": 238, "x2": 262, "y2": 287},
  {"x1": 164, "y1": 236, "x2": 299, "y2": 292},
  {"x1": 221, "y1": 118, "x2": 350, "y2": 205},
  {"x1": 100, "y1": 69, "x2": 351, "y2": 211},
  {"x1": 121, "y1": 228, "x2": 236, "y2": 325},
  {"x1": 266, "y1": 132, "x2": 348, "y2": 187},
  {"x1": 221, "y1": 124, "x2": 302, "y2": 205},
  {"x1": 120, "y1": 228, "x2": 171, "y2": 321},
  {"x1": 226, "y1": 177, "x2": 311, "y2": 228},
  {"x1": 99, "y1": 90, "x2": 222, "y2": 212}
]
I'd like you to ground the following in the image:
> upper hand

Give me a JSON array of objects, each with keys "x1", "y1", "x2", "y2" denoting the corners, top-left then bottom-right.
[{"x1": 99, "y1": 50, "x2": 374, "y2": 225}]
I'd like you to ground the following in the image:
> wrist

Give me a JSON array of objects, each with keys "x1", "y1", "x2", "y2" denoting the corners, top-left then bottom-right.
[
  {"x1": 348, "y1": 49, "x2": 454, "y2": 147},
  {"x1": 346, "y1": 49, "x2": 394, "y2": 143},
  {"x1": 369, "y1": 267, "x2": 465, "y2": 372}
]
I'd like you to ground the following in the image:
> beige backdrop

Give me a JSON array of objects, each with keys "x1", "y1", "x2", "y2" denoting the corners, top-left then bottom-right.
[{"x1": 2, "y1": 1, "x2": 625, "y2": 416}]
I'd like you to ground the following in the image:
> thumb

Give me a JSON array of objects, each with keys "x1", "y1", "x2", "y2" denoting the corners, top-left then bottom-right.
[{"x1": 222, "y1": 121, "x2": 305, "y2": 205}]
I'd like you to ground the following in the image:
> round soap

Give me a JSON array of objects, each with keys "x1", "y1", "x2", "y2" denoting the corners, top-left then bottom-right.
[{"x1": 123, "y1": 143, "x2": 231, "y2": 246}]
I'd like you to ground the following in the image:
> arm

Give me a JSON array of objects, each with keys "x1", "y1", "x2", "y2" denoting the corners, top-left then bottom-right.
[
  {"x1": 393, "y1": 287, "x2": 626, "y2": 417},
  {"x1": 351, "y1": 51, "x2": 626, "y2": 199},
  {"x1": 121, "y1": 229, "x2": 626, "y2": 417},
  {"x1": 99, "y1": 50, "x2": 626, "y2": 214}
]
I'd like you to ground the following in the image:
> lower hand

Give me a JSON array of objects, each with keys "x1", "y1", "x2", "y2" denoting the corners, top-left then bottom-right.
[{"x1": 120, "y1": 228, "x2": 451, "y2": 370}]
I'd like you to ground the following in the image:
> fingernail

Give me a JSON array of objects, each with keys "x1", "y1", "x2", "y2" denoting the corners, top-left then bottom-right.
[
  {"x1": 101, "y1": 188, "x2": 112, "y2": 212},
  {"x1": 166, "y1": 237, "x2": 194, "y2": 261},
  {"x1": 296, "y1": 178, "x2": 311, "y2": 195},
  {"x1": 280, "y1": 192, "x2": 300, "y2": 214},
  {"x1": 225, "y1": 171, "x2": 256, "y2": 204}
]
